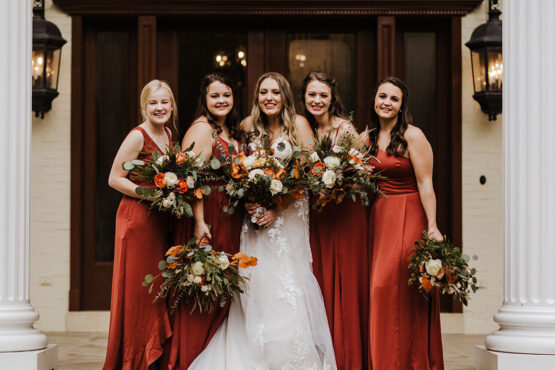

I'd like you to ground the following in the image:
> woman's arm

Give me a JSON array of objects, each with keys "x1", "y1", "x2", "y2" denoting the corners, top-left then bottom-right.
[
  {"x1": 182, "y1": 120, "x2": 214, "y2": 242},
  {"x1": 294, "y1": 115, "x2": 315, "y2": 149},
  {"x1": 406, "y1": 125, "x2": 443, "y2": 241},
  {"x1": 108, "y1": 130, "x2": 145, "y2": 198}
]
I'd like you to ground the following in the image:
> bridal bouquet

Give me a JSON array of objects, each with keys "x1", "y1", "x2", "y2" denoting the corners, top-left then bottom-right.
[
  {"x1": 143, "y1": 236, "x2": 257, "y2": 314},
  {"x1": 214, "y1": 136, "x2": 304, "y2": 228},
  {"x1": 123, "y1": 144, "x2": 211, "y2": 218},
  {"x1": 301, "y1": 134, "x2": 382, "y2": 211},
  {"x1": 407, "y1": 231, "x2": 478, "y2": 305}
]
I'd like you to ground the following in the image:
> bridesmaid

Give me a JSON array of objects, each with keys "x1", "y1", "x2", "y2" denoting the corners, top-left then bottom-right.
[
  {"x1": 303, "y1": 71, "x2": 369, "y2": 370},
  {"x1": 367, "y1": 77, "x2": 444, "y2": 369},
  {"x1": 104, "y1": 79, "x2": 176, "y2": 370},
  {"x1": 163, "y1": 72, "x2": 244, "y2": 369}
]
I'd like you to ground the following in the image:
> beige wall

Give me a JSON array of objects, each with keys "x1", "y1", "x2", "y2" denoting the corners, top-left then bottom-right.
[
  {"x1": 30, "y1": 0, "x2": 72, "y2": 332},
  {"x1": 29, "y1": 1, "x2": 504, "y2": 334},
  {"x1": 459, "y1": 0, "x2": 504, "y2": 334}
]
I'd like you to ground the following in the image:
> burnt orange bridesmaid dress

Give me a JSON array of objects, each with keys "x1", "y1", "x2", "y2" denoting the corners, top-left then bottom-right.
[
  {"x1": 310, "y1": 199, "x2": 369, "y2": 370},
  {"x1": 104, "y1": 127, "x2": 173, "y2": 370},
  {"x1": 309, "y1": 122, "x2": 369, "y2": 370},
  {"x1": 163, "y1": 122, "x2": 243, "y2": 369},
  {"x1": 368, "y1": 149, "x2": 444, "y2": 370}
]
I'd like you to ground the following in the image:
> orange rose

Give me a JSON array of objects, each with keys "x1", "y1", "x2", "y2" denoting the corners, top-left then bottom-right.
[
  {"x1": 175, "y1": 152, "x2": 186, "y2": 164},
  {"x1": 264, "y1": 168, "x2": 274, "y2": 177},
  {"x1": 166, "y1": 245, "x2": 182, "y2": 256},
  {"x1": 167, "y1": 263, "x2": 177, "y2": 269},
  {"x1": 194, "y1": 188, "x2": 206, "y2": 199},
  {"x1": 421, "y1": 276, "x2": 433, "y2": 292},
  {"x1": 274, "y1": 169, "x2": 286, "y2": 180},
  {"x1": 154, "y1": 173, "x2": 166, "y2": 188},
  {"x1": 348, "y1": 155, "x2": 363, "y2": 165},
  {"x1": 177, "y1": 179, "x2": 188, "y2": 193},
  {"x1": 232, "y1": 252, "x2": 258, "y2": 268},
  {"x1": 231, "y1": 162, "x2": 246, "y2": 179},
  {"x1": 311, "y1": 162, "x2": 325, "y2": 176},
  {"x1": 199, "y1": 237, "x2": 210, "y2": 246},
  {"x1": 436, "y1": 267, "x2": 445, "y2": 280}
]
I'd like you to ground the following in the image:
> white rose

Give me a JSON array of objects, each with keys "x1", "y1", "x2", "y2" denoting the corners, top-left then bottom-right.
[
  {"x1": 186, "y1": 176, "x2": 195, "y2": 188},
  {"x1": 193, "y1": 276, "x2": 202, "y2": 284},
  {"x1": 310, "y1": 152, "x2": 320, "y2": 162},
  {"x1": 323, "y1": 156, "x2": 341, "y2": 170},
  {"x1": 185, "y1": 151, "x2": 196, "y2": 158},
  {"x1": 271, "y1": 138, "x2": 293, "y2": 161},
  {"x1": 191, "y1": 261, "x2": 205, "y2": 276},
  {"x1": 164, "y1": 172, "x2": 179, "y2": 187},
  {"x1": 332, "y1": 145, "x2": 343, "y2": 153},
  {"x1": 270, "y1": 179, "x2": 283, "y2": 195},
  {"x1": 322, "y1": 170, "x2": 337, "y2": 188},
  {"x1": 243, "y1": 155, "x2": 257, "y2": 170},
  {"x1": 156, "y1": 155, "x2": 169, "y2": 165},
  {"x1": 162, "y1": 197, "x2": 174, "y2": 208},
  {"x1": 425, "y1": 259, "x2": 442, "y2": 276},
  {"x1": 201, "y1": 285, "x2": 210, "y2": 292},
  {"x1": 187, "y1": 274, "x2": 195, "y2": 282},
  {"x1": 248, "y1": 168, "x2": 265, "y2": 183},
  {"x1": 194, "y1": 157, "x2": 204, "y2": 168},
  {"x1": 217, "y1": 254, "x2": 230, "y2": 270}
]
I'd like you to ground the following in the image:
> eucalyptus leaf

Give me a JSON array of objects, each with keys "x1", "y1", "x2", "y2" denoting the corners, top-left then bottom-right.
[
  {"x1": 223, "y1": 205, "x2": 229, "y2": 213},
  {"x1": 144, "y1": 274, "x2": 154, "y2": 283},
  {"x1": 131, "y1": 159, "x2": 145, "y2": 166},
  {"x1": 122, "y1": 162, "x2": 135, "y2": 171},
  {"x1": 148, "y1": 285, "x2": 153, "y2": 294},
  {"x1": 472, "y1": 255, "x2": 479, "y2": 261},
  {"x1": 236, "y1": 189, "x2": 245, "y2": 198},
  {"x1": 141, "y1": 281, "x2": 149, "y2": 287},
  {"x1": 202, "y1": 185, "x2": 212, "y2": 195},
  {"x1": 159, "y1": 260, "x2": 167, "y2": 270},
  {"x1": 228, "y1": 206, "x2": 235, "y2": 215},
  {"x1": 184, "y1": 203, "x2": 193, "y2": 218}
]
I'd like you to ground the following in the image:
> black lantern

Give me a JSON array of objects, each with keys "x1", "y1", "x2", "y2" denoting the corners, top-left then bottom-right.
[
  {"x1": 32, "y1": 0, "x2": 66, "y2": 118},
  {"x1": 465, "y1": 0, "x2": 502, "y2": 121}
]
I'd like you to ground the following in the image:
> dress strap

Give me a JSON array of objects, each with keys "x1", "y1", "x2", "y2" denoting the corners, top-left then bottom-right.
[{"x1": 130, "y1": 126, "x2": 152, "y2": 152}]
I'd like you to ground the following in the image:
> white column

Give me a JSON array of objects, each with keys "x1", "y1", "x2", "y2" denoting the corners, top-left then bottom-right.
[
  {"x1": 476, "y1": 0, "x2": 555, "y2": 368},
  {"x1": 0, "y1": 0, "x2": 48, "y2": 354}
]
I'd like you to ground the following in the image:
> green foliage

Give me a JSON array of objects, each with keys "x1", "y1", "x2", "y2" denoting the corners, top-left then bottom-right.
[{"x1": 407, "y1": 231, "x2": 479, "y2": 306}]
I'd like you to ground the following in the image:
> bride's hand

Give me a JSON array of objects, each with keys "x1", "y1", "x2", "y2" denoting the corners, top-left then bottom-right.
[
  {"x1": 257, "y1": 209, "x2": 277, "y2": 228},
  {"x1": 244, "y1": 202, "x2": 261, "y2": 215},
  {"x1": 194, "y1": 221, "x2": 212, "y2": 244}
]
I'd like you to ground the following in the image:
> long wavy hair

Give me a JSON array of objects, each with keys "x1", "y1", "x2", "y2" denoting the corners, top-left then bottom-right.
[
  {"x1": 368, "y1": 76, "x2": 412, "y2": 157},
  {"x1": 300, "y1": 71, "x2": 348, "y2": 132},
  {"x1": 140, "y1": 79, "x2": 178, "y2": 135},
  {"x1": 194, "y1": 72, "x2": 240, "y2": 140},
  {"x1": 249, "y1": 72, "x2": 298, "y2": 145}
]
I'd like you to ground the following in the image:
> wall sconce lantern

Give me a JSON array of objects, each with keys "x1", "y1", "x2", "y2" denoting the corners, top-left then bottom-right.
[
  {"x1": 465, "y1": 0, "x2": 502, "y2": 121},
  {"x1": 32, "y1": 0, "x2": 66, "y2": 118}
]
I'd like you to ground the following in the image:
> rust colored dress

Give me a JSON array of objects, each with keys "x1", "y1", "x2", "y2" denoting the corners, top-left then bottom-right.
[
  {"x1": 104, "y1": 126, "x2": 173, "y2": 370},
  {"x1": 164, "y1": 122, "x2": 243, "y2": 369},
  {"x1": 368, "y1": 149, "x2": 444, "y2": 370},
  {"x1": 309, "y1": 123, "x2": 369, "y2": 370}
]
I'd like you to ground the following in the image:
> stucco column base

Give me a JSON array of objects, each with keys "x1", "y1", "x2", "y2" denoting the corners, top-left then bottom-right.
[
  {"x1": 485, "y1": 305, "x2": 555, "y2": 354},
  {"x1": 0, "y1": 344, "x2": 58, "y2": 370},
  {"x1": 475, "y1": 345, "x2": 555, "y2": 370}
]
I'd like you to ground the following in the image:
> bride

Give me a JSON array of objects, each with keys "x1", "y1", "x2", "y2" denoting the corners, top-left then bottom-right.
[{"x1": 189, "y1": 72, "x2": 336, "y2": 370}]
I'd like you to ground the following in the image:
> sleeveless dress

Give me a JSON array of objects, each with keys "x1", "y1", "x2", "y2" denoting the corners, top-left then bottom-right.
[
  {"x1": 309, "y1": 123, "x2": 369, "y2": 370},
  {"x1": 188, "y1": 136, "x2": 337, "y2": 370},
  {"x1": 367, "y1": 149, "x2": 444, "y2": 370},
  {"x1": 103, "y1": 126, "x2": 173, "y2": 370},
  {"x1": 163, "y1": 122, "x2": 244, "y2": 369}
]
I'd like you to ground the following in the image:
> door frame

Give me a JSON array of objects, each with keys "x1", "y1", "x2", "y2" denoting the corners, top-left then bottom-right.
[{"x1": 62, "y1": 0, "x2": 479, "y2": 311}]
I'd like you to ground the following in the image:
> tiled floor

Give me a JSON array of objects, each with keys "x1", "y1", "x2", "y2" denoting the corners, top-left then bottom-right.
[{"x1": 46, "y1": 332, "x2": 485, "y2": 369}]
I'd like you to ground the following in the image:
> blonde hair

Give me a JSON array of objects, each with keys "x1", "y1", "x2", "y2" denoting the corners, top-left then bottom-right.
[
  {"x1": 250, "y1": 72, "x2": 298, "y2": 145},
  {"x1": 140, "y1": 79, "x2": 178, "y2": 134}
]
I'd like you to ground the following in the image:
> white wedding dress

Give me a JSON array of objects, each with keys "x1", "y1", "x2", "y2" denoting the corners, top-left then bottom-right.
[{"x1": 189, "y1": 138, "x2": 336, "y2": 370}]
